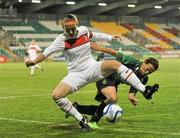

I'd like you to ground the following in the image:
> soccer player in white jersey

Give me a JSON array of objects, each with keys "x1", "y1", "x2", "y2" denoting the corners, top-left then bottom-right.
[
  {"x1": 26, "y1": 14, "x2": 158, "y2": 131},
  {"x1": 27, "y1": 40, "x2": 44, "y2": 75}
]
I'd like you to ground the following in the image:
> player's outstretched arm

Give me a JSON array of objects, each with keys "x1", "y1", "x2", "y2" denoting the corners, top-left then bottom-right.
[
  {"x1": 26, "y1": 53, "x2": 45, "y2": 67},
  {"x1": 91, "y1": 31, "x2": 121, "y2": 42},
  {"x1": 90, "y1": 42, "x2": 117, "y2": 56},
  {"x1": 128, "y1": 92, "x2": 138, "y2": 106}
]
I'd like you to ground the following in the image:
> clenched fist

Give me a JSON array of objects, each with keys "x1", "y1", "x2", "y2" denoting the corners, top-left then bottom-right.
[{"x1": 26, "y1": 60, "x2": 36, "y2": 67}]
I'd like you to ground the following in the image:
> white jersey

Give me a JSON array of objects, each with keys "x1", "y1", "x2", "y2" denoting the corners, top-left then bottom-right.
[
  {"x1": 43, "y1": 26, "x2": 112, "y2": 72},
  {"x1": 28, "y1": 44, "x2": 41, "y2": 60}
]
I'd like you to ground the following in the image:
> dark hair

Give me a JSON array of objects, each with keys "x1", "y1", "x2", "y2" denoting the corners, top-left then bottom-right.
[
  {"x1": 144, "y1": 57, "x2": 159, "y2": 70},
  {"x1": 63, "y1": 14, "x2": 78, "y2": 23},
  {"x1": 64, "y1": 14, "x2": 76, "y2": 19}
]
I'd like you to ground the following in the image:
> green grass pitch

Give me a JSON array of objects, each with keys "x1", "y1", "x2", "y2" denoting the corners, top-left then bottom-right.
[{"x1": 0, "y1": 59, "x2": 180, "y2": 138}]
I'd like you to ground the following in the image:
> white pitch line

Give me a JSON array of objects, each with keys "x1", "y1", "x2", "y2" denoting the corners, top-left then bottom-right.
[
  {"x1": 0, "y1": 117, "x2": 179, "y2": 136},
  {"x1": 0, "y1": 94, "x2": 50, "y2": 99},
  {"x1": 0, "y1": 90, "x2": 95, "y2": 99},
  {"x1": 113, "y1": 128, "x2": 180, "y2": 136},
  {"x1": 0, "y1": 117, "x2": 68, "y2": 126},
  {"x1": 0, "y1": 117, "x2": 52, "y2": 125}
]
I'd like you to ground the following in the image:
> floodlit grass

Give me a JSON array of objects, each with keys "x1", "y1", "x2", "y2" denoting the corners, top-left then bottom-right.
[{"x1": 0, "y1": 59, "x2": 180, "y2": 138}]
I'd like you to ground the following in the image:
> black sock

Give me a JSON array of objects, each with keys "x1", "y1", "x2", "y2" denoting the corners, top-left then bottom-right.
[
  {"x1": 90, "y1": 101, "x2": 107, "y2": 123},
  {"x1": 76, "y1": 104, "x2": 98, "y2": 115}
]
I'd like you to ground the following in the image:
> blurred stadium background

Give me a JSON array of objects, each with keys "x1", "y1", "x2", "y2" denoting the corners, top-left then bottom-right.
[
  {"x1": 0, "y1": 0, "x2": 180, "y2": 138},
  {"x1": 1, "y1": 0, "x2": 180, "y2": 61}
]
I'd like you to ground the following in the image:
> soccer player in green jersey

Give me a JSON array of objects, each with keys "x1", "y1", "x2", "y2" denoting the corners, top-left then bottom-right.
[{"x1": 66, "y1": 42, "x2": 159, "y2": 129}]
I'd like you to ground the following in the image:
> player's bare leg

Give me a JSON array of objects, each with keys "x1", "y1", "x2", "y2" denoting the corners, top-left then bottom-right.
[
  {"x1": 52, "y1": 82, "x2": 90, "y2": 131},
  {"x1": 35, "y1": 64, "x2": 44, "y2": 71},
  {"x1": 101, "y1": 60, "x2": 146, "y2": 91},
  {"x1": 102, "y1": 87, "x2": 118, "y2": 104},
  {"x1": 100, "y1": 60, "x2": 159, "y2": 99},
  {"x1": 89, "y1": 86, "x2": 117, "y2": 129},
  {"x1": 30, "y1": 66, "x2": 35, "y2": 76}
]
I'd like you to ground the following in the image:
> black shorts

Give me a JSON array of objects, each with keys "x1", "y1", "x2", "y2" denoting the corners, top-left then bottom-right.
[{"x1": 95, "y1": 74, "x2": 118, "y2": 102}]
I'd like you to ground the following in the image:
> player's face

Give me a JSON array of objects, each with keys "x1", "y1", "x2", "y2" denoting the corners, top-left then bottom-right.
[
  {"x1": 140, "y1": 63, "x2": 155, "y2": 75},
  {"x1": 63, "y1": 21, "x2": 77, "y2": 37}
]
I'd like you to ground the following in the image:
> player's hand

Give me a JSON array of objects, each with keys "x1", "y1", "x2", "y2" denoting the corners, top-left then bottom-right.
[
  {"x1": 112, "y1": 36, "x2": 121, "y2": 41},
  {"x1": 26, "y1": 60, "x2": 36, "y2": 67},
  {"x1": 128, "y1": 93, "x2": 138, "y2": 106}
]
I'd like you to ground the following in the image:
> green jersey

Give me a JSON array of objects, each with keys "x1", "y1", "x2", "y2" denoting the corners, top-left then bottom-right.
[
  {"x1": 116, "y1": 51, "x2": 141, "y2": 69},
  {"x1": 116, "y1": 51, "x2": 148, "y2": 93},
  {"x1": 96, "y1": 52, "x2": 148, "y2": 94}
]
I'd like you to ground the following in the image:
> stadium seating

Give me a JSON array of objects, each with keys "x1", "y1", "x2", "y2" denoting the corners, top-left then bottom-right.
[
  {"x1": 91, "y1": 21, "x2": 159, "y2": 57},
  {"x1": 1, "y1": 20, "x2": 179, "y2": 59},
  {"x1": 0, "y1": 20, "x2": 59, "y2": 48},
  {"x1": 0, "y1": 49, "x2": 10, "y2": 57},
  {"x1": 145, "y1": 23, "x2": 180, "y2": 49},
  {"x1": 39, "y1": 21, "x2": 63, "y2": 32},
  {"x1": 121, "y1": 23, "x2": 173, "y2": 50},
  {"x1": 91, "y1": 21, "x2": 138, "y2": 46}
]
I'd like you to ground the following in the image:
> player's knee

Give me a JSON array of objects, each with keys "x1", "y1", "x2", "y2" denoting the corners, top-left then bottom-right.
[
  {"x1": 111, "y1": 60, "x2": 121, "y2": 70},
  {"x1": 52, "y1": 92, "x2": 64, "y2": 100},
  {"x1": 52, "y1": 83, "x2": 70, "y2": 100},
  {"x1": 108, "y1": 95, "x2": 118, "y2": 103},
  {"x1": 52, "y1": 93, "x2": 59, "y2": 100}
]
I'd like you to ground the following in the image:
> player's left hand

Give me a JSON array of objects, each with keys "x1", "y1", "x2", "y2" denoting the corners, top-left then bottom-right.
[
  {"x1": 128, "y1": 93, "x2": 138, "y2": 106},
  {"x1": 26, "y1": 60, "x2": 35, "y2": 67}
]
